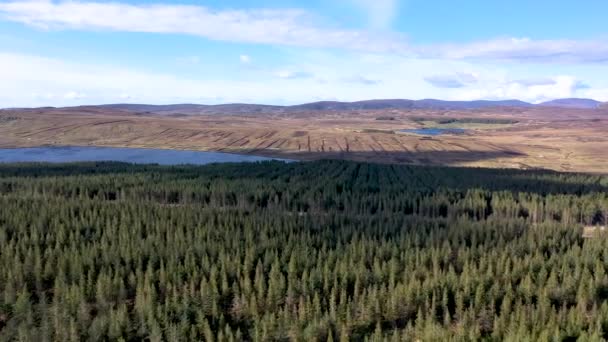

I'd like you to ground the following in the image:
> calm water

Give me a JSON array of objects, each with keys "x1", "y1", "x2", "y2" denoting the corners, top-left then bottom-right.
[
  {"x1": 0, "y1": 146, "x2": 289, "y2": 165},
  {"x1": 398, "y1": 128, "x2": 466, "y2": 136}
]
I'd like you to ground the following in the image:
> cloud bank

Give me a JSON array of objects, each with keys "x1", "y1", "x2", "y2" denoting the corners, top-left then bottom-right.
[
  {"x1": 0, "y1": 0, "x2": 398, "y2": 52},
  {"x1": 3, "y1": 51, "x2": 606, "y2": 108},
  {"x1": 449, "y1": 76, "x2": 601, "y2": 103},
  {"x1": 1, "y1": 1, "x2": 607, "y2": 63}
]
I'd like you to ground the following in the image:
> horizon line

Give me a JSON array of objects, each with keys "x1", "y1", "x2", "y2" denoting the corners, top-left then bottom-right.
[{"x1": 2, "y1": 97, "x2": 605, "y2": 110}]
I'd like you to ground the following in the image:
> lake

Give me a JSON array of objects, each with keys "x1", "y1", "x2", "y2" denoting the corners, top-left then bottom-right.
[
  {"x1": 398, "y1": 128, "x2": 467, "y2": 136},
  {"x1": 0, "y1": 146, "x2": 289, "y2": 165}
]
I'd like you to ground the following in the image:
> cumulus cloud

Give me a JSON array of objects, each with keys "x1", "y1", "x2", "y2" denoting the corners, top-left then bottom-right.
[
  {"x1": 574, "y1": 81, "x2": 591, "y2": 90},
  {"x1": 449, "y1": 76, "x2": 589, "y2": 103},
  {"x1": 0, "y1": 50, "x2": 604, "y2": 108},
  {"x1": 0, "y1": 51, "x2": 397, "y2": 107},
  {"x1": 1, "y1": 1, "x2": 607, "y2": 63},
  {"x1": 579, "y1": 88, "x2": 608, "y2": 102}
]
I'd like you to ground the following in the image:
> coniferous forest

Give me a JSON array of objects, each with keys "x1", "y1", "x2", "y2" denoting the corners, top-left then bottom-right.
[{"x1": 0, "y1": 160, "x2": 607, "y2": 341}]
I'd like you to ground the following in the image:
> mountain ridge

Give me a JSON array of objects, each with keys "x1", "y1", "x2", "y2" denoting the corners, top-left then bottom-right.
[
  {"x1": 537, "y1": 98, "x2": 602, "y2": 109},
  {"x1": 4, "y1": 98, "x2": 605, "y2": 114}
]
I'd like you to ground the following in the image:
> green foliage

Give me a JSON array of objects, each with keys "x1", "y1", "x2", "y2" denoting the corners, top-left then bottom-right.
[{"x1": 0, "y1": 160, "x2": 606, "y2": 341}]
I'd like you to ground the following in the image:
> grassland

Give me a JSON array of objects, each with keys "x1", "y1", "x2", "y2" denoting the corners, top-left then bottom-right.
[
  {"x1": 414, "y1": 120, "x2": 515, "y2": 130},
  {"x1": 0, "y1": 105, "x2": 606, "y2": 172}
]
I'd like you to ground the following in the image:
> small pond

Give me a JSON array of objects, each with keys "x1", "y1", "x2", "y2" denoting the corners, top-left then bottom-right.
[{"x1": 398, "y1": 128, "x2": 467, "y2": 136}]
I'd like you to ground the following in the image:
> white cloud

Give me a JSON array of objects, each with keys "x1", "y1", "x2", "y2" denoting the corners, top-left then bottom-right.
[
  {"x1": 449, "y1": 76, "x2": 588, "y2": 103},
  {"x1": 64, "y1": 91, "x2": 86, "y2": 99},
  {"x1": 579, "y1": 88, "x2": 608, "y2": 102},
  {"x1": 0, "y1": 51, "x2": 247, "y2": 106},
  {"x1": 341, "y1": 75, "x2": 381, "y2": 85},
  {"x1": 0, "y1": 51, "x2": 605, "y2": 108},
  {"x1": 0, "y1": 51, "x2": 439, "y2": 107},
  {"x1": 239, "y1": 55, "x2": 251, "y2": 64},
  {"x1": 276, "y1": 70, "x2": 314, "y2": 79},
  {"x1": 512, "y1": 78, "x2": 556, "y2": 87},
  {"x1": 32, "y1": 92, "x2": 56, "y2": 100},
  {"x1": 0, "y1": 1, "x2": 398, "y2": 52},
  {"x1": 430, "y1": 37, "x2": 608, "y2": 63},
  {"x1": 425, "y1": 76, "x2": 465, "y2": 88},
  {"x1": 425, "y1": 72, "x2": 478, "y2": 88},
  {"x1": 351, "y1": 0, "x2": 399, "y2": 30},
  {"x1": 1, "y1": 1, "x2": 607, "y2": 63}
]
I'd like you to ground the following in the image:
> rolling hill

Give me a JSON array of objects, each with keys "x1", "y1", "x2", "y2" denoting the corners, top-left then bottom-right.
[
  {"x1": 291, "y1": 99, "x2": 534, "y2": 111},
  {"x1": 4, "y1": 98, "x2": 606, "y2": 115},
  {"x1": 98, "y1": 103, "x2": 284, "y2": 115},
  {"x1": 412, "y1": 99, "x2": 532, "y2": 109},
  {"x1": 91, "y1": 99, "x2": 535, "y2": 115},
  {"x1": 1, "y1": 100, "x2": 607, "y2": 173},
  {"x1": 538, "y1": 98, "x2": 602, "y2": 109}
]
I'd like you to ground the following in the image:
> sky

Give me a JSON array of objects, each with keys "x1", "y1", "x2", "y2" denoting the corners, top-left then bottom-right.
[{"x1": 0, "y1": 0, "x2": 607, "y2": 107}]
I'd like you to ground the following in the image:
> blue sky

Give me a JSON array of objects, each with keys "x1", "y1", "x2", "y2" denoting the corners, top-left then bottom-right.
[{"x1": 0, "y1": 0, "x2": 607, "y2": 107}]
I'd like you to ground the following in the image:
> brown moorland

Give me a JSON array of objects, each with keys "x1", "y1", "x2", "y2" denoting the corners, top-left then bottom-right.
[{"x1": 0, "y1": 105, "x2": 606, "y2": 173}]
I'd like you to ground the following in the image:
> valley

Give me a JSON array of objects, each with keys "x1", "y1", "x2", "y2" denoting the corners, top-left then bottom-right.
[{"x1": 0, "y1": 103, "x2": 606, "y2": 172}]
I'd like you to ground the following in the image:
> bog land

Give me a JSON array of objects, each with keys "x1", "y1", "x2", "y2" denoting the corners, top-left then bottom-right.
[{"x1": 0, "y1": 104, "x2": 606, "y2": 172}]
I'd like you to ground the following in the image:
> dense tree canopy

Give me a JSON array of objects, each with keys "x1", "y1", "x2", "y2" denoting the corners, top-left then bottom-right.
[{"x1": 0, "y1": 160, "x2": 607, "y2": 341}]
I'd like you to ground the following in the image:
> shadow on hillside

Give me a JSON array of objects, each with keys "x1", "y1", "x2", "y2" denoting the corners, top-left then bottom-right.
[
  {"x1": 0, "y1": 155, "x2": 606, "y2": 196},
  {"x1": 246, "y1": 149, "x2": 608, "y2": 195},
  {"x1": 269, "y1": 149, "x2": 527, "y2": 167},
  {"x1": 0, "y1": 150, "x2": 608, "y2": 194}
]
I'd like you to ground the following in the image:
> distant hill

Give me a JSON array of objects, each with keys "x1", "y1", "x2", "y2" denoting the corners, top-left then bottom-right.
[
  {"x1": 210, "y1": 103, "x2": 285, "y2": 113},
  {"x1": 99, "y1": 103, "x2": 209, "y2": 112},
  {"x1": 95, "y1": 99, "x2": 534, "y2": 114},
  {"x1": 7, "y1": 98, "x2": 607, "y2": 114},
  {"x1": 290, "y1": 99, "x2": 531, "y2": 111},
  {"x1": 538, "y1": 98, "x2": 602, "y2": 109},
  {"x1": 412, "y1": 99, "x2": 532, "y2": 109},
  {"x1": 291, "y1": 99, "x2": 416, "y2": 111},
  {"x1": 99, "y1": 103, "x2": 284, "y2": 115}
]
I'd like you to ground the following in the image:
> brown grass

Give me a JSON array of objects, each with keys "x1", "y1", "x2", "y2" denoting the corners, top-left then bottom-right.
[{"x1": 0, "y1": 106, "x2": 607, "y2": 173}]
